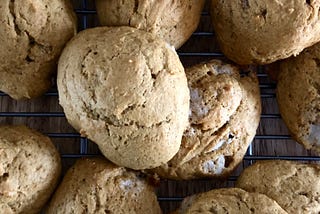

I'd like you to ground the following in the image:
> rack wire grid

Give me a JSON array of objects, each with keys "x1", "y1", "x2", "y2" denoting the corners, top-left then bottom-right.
[{"x1": 1, "y1": 0, "x2": 320, "y2": 213}]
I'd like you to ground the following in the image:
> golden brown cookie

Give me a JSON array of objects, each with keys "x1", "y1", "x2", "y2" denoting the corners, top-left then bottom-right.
[
  {"x1": 0, "y1": 0, "x2": 77, "y2": 99},
  {"x1": 276, "y1": 43, "x2": 320, "y2": 153},
  {"x1": 152, "y1": 60, "x2": 261, "y2": 179},
  {"x1": 47, "y1": 158, "x2": 162, "y2": 214},
  {"x1": 210, "y1": 0, "x2": 320, "y2": 65},
  {"x1": 175, "y1": 188, "x2": 287, "y2": 214},
  {"x1": 57, "y1": 26, "x2": 190, "y2": 170},
  {"x1": 236, "y1": 160, "x2": 320, "y2": 214},
  {"x1": 0, "y1": 125, "x2": 61, "y2": 214},
  {"x1": 95, "y1": 0, "x2": 205, "y2": 49}
]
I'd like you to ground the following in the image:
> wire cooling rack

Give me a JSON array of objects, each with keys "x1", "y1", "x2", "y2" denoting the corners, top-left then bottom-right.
[{"x1": 1, "y1": 0, "x2": 320, "y2": 213}]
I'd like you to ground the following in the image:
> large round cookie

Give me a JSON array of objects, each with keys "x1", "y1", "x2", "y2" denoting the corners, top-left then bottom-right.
[
  {"x1": 95, "y1": 0, "x2": 205, "y2": 49},
  {"x1": 0, "y1": 125, "x2": 61, "y2": 214},
  {"x1": 58, "y1": 26, "x2": 190, "y2": 170},
  {"x1": 276, "y1": 43, "x2": 320, "y2": 153},
  {"x1": 174, "y1": 188, "x2": 287, "y2": 214},
  {"x1": 210, "y1": 0, "x2": 320, "y2": 65},
  {"x1": 47, "y1": 158, "x2": 162, "y2": 214},
  {"x1": 236, "y1": 160, "x2": 320, "y2": 213},
  {"x1": 0, "y1": 0, "x2": 77, "y2": 99},
  {"x1": 152, "y1": 60, "x2": 261, "y2": 179}
]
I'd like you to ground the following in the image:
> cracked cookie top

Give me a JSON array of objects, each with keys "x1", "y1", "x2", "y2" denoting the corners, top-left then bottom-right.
[
  {"x1": 276, "y1": 42, "x2": 320, "y2": 154},
  {"x1": 47, "y1": 158, "x2": 161, "y2": 214},
  {"x1": 0, "y1": 125, "x2": 61, "y2": 214},
  {"x1": 151, "y1": 60, "x2": 261, "y2": 180},
  {"x1": 174, "y1": 188, "x2": 287, "y2": 214},
  {"x1": 58, "y1": 26, "x2": 190, "y2": 170},
  {"x1": 236, "y1": 160, "x2": 320, "y2": 214},
  {"x1": 211, "y1": 0, "x2": 320, "y2": 65},
  {"x1": 95, "y1": 0, "x2": 205, "y2": 49},
  {"x1": 0, "y1": 0, "x2": 77, "y2": 99}
]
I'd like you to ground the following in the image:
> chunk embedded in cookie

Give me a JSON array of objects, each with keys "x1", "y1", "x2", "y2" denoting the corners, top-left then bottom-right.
[
  {"x1": 47, "y1": 158, "x2": 161, "y2": 214},
  {"x1": 151, "y1": 60, "x2": 261, "y2": 179}
]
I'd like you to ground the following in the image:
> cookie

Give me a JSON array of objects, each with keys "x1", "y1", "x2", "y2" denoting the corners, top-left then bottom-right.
[
  {"x1": 57, "y1": 26, "x2": 190, "y2": 170},
  {"x1": 236, "y1": 160, "x2": 320, "y2": 213},
  {"x1": 0, "y1": 125, "x2": 61, "y2": 214},
  {"x1": 47, "y1": 158, "x2": 162, "y2": 214},
  {"x1": 276, "y1": 43, "x2": 320, "y2": 153},
  {"x1": 95, "y1": 0, "x2": 205, "y2": 49},
  {"x1": 152, "y1": 60, "x2": 261, "y2": 179},
  {"x1": 210, "y1": 0, "x2": 320, "y2": 65},
  {"x1": 174, "y1": 188, "x2": 287, "y2": 214},
  {"x1": 0, "y1": 0, "x2": 77, "y2": 99}
]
